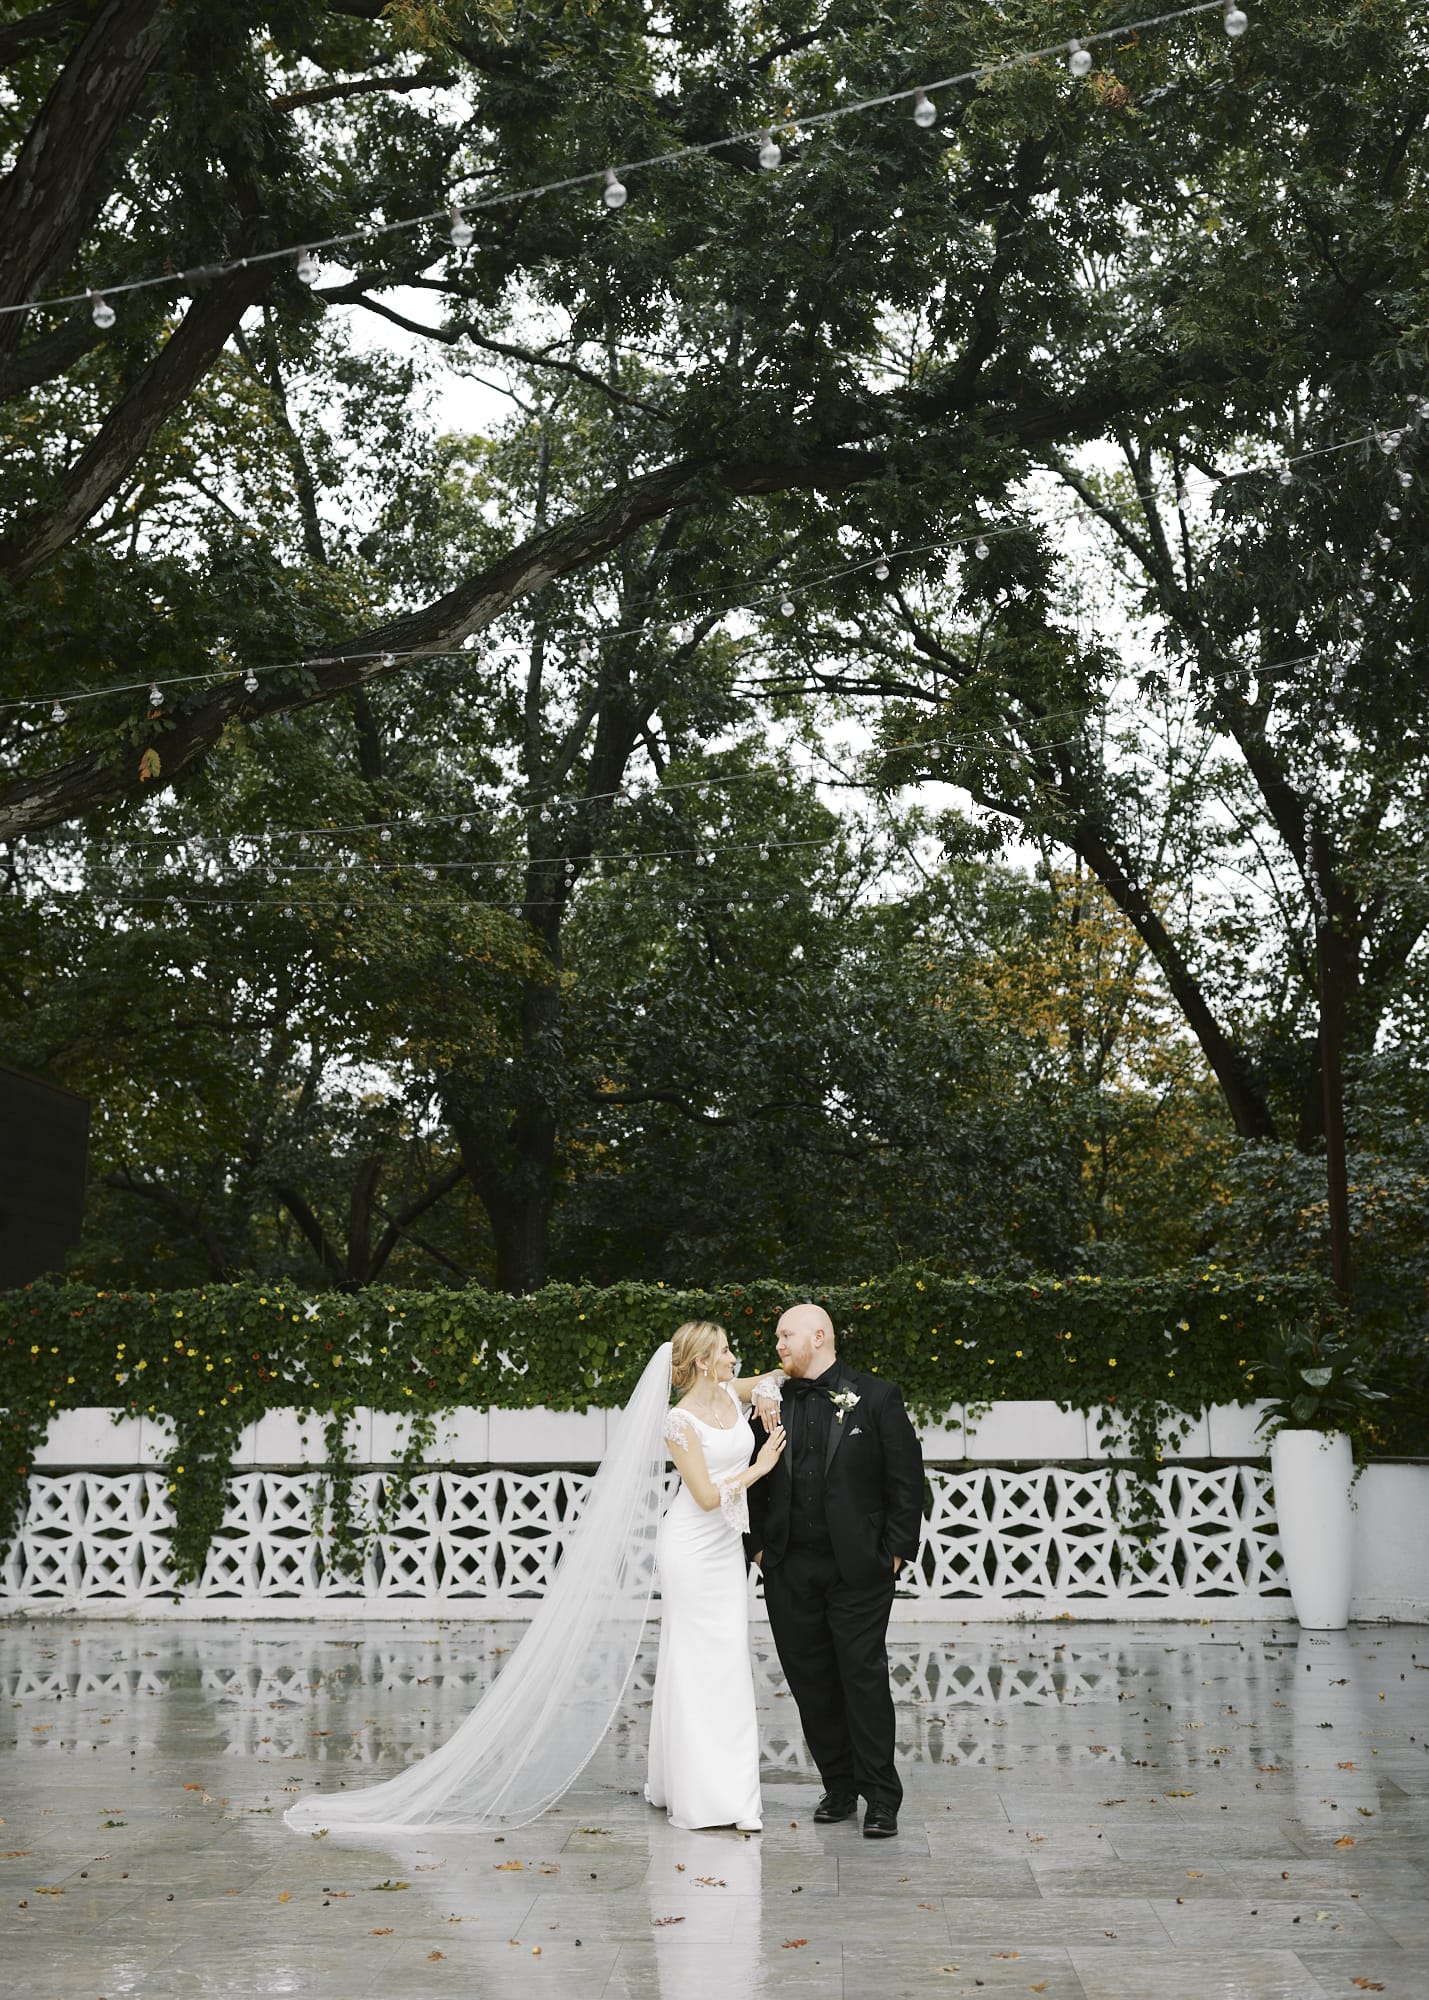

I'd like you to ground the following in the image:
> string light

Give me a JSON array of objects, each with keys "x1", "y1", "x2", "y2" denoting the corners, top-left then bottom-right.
[
  {"x1": 1068, "y1": 40, "x2": 1093, "y2": 76},
  {"x1": 912, "y1": 90, "x2": 937, "y2": 127},
  {"x1": 50, "y1": 700, "x2": 66, "y2": 723},
  {"x1": 758, "y1": 131, "x2": 782, "y2": 169},
  {"x1": 974, "y1": 540, "x2": 990, "y2": 560},
  {"x1": 295, "y1": 249, "x2": 320, "y2": 285},
  {"x1": 89, "y1": 292, "x2": 115, "y2": 330},
  {"x1": 11, "y1": 408, "x2": 1413, "y2": 727},
  {"x1": 148, "y1": 684, "x2": 164, "y2": 708},
  {"x1": 2, "y1": 0, "x2": 1241, "y2": 328},
  {"x1": 449, "y1": 209, "x2": 474, "y2": 249},
  {"x1": 874, "y1": 559, "x2": 891, "y2": 581}
]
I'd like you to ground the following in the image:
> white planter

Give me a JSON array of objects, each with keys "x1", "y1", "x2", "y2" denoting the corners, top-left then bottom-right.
[{"x1": 1270, "y1": 1428, "x2": 1354, "y2": 1629}]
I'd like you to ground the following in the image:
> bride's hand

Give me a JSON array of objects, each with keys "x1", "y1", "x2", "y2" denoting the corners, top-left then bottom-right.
[
  {"x1": 752, "y1": 1379, "x2": 783, "y2": 1430},
  {"x1": 754, "y1": 1427, "x2": 787, "y2": 1475}
]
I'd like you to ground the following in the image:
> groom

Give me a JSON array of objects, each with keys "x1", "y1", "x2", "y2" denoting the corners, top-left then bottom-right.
[{"x1": 747, "y1": 1302, "x2": 924, "y2": 1838}]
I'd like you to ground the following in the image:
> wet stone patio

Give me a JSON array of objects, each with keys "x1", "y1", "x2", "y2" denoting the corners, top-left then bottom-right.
[{"x1": 3, "y1": 1619, "x2": 1428, "y2": 2000}]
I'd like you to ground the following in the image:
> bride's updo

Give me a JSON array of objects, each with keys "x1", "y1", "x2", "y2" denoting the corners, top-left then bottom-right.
[{"x1": 670, "y1": 1320, "x2": 725, "y2": 1394}]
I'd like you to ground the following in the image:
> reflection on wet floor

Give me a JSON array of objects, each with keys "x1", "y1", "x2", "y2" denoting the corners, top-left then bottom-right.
[{"x1": 3, "y1": 1619, "x2": 1428, "y2": 1998}]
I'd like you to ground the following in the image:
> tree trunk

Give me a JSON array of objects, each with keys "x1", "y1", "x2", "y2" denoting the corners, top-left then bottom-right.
[{"x1": 1316, "y1": 921, "x2": 1354, "y2": 1314}]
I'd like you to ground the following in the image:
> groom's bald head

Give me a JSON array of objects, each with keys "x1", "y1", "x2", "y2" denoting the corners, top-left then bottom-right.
[{"x1": 775, "y1": 1301, "x2": 837, "y2": 1378}]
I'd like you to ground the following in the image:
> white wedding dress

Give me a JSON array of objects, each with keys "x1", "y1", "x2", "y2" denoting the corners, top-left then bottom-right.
[{"x1": 644, "y1": 1385, "x2": 763, "y2": 1831}]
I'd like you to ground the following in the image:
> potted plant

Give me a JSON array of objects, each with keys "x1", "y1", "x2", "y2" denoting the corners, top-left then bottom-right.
[{"x1": 1249, "y1": 1321, "x2": 1388, "y2": 1630}]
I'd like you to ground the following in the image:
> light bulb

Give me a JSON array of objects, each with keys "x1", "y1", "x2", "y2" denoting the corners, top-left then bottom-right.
[
  {"x1": 974, "y1": 540, "x2": 990, "y2": 560},
  {"x1": 874, "y1": 559, "x2": 890, "y2": 581},
  {"x1": 299, "y1": 834, "x2": 310, "y2": 851},
  {"x1": 1224, "y1": 4, "x2": 1248, "y2": 35},
  {"x1": 1278, "y1": 466, "x2": 1293, "y2": 485},
  {"x1": 779, "y1": 597, "x2": 795, "y2": 617},
  {"x1": 380, "y1": 827, "x2": 392, "y2": 842},
  {"x1": 449, "y1": 209, "x2": 474, "y2": 249},
  {"x1": 1386, "y1": 505, "x2": 1402, "y2": 520},
  {"x1": 243, "y1": 668, "x2": 258, "y2": 693},
  {"x1": 296, "y1": 248, "x2": 320, "y2": 285},
  {"x1": 603, "y1": 169, "x2": 627, "y2": 209},
  {"x1": 90, "y1": 292, "x2": 116, "y2": 330},
  {"x1": 50, "y1": 699, "x2": 66, "y2": 723},
  {"x1": 344, "y1": 905, "x2": 354, "y2": 918},
  {"x1": 378, "y1": 651, "x2": 395, "y2": 668},
  {"x1": 266, "y1": 869, "x2": 276, "y2": 883},
  {"x1": 912, "y1": 90, "x2": 937, "y2": 127},
  {"x1": 459, "y1": 817, "x2": 472, "y2": 833},
  {"x1": 758, "y1": 130, "x2": 782, "y2": 170},
  {"x1": 148, "y1": 684, "x2": 163, "y2": 707},
  {"x1": 1068, "y1": 40, "x2": 1093, "y2": 77},
  {"x1": 1398, "y1": 469, "x2": 1413, "y2": 488}
]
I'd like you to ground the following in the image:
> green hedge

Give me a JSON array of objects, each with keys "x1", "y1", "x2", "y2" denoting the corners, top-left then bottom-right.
[{"x1": 1, "y1": 1266, "x2": 1329, "y2": 1581}]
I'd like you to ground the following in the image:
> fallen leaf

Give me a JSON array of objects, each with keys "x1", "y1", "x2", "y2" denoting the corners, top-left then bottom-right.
[
  {"x1": 1334, "y1": 1835, "x2": 1356, "y2": 1847},
  {"x1": 182, "y1": 1783, "x2": 205, "y2": 1792},
  {"x1": 1, "y1": 1852, "x2": 33, "y2": 1859},
  {"x1": 1032, "y1": 1986, "x2": 1049, "y2": 1994},
  {"x1": 1337, "y1": 1761, "x2": 1357, "y2": 1770},
  {"x1": 368, "y1": 1927, "x2": 393, "y2": 1935},
  {"x1": 1163, "y1": 1789, "x2": 1196, "y2": 1798},
  {"x1": 370, "y1": 1879, "x2": 410, "y2": 1890},
  {"x1": 427, "y1": 1951, "x2": 444, "y2": 1961},
  {"x1": 1186, "y1": 1871, "x2": 1204, "y2": 1879},
  {"x1": 652, "y1": 1915, "x2": 686, "y2": 1927},
  {"x1": 1350, "y1": 1981, "x2": 1386, "y2": 1992},
  {"x1": 992, "y1": 1951, "x2": 1020, "y2": 1959},
  {"x1": 277, "y1": 1890, "x2": 291, "y2": 1903},
  {"x1": 494, "y1": 1860, "x2": 524, "y2": 1872},
  {"x1": 782, "y1": 1938, "x2": 808, "y2": 1949},
  {"x1": 34, "y1": 1885, "x2": 63, "y2": 1896},
  {"x1": 1357, "y1": 1807, "x2": 1375, "y2": 1818}
]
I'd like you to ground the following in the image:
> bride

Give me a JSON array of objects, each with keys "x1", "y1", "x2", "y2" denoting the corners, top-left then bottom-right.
[
  {"x1": 647, "y1": 1320, "x2": 786, "y2": 1830},
  {"x1": 284, "y1": 1322, "x2": 783, "y2": 1837}
]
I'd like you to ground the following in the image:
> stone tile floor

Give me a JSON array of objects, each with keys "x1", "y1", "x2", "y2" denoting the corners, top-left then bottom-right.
[{"x1": 3, "y1": 1618, "x2": 1427, "y2": 1999}]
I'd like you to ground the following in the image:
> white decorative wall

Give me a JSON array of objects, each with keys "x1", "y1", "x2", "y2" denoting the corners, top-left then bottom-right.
[{"x1": 4, "y1": 1404, "x2": 1425, "y2": 1621}]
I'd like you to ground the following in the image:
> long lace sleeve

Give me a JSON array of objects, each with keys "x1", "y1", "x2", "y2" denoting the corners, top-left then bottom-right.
[{"x1": 714, "y1": 1474, "x2": 749, "y2": 1534}]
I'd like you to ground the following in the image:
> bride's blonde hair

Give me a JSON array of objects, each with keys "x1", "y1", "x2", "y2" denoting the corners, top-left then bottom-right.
[{"x1": 670, "y1": 1320, "x2": 726, "y2": 1394}]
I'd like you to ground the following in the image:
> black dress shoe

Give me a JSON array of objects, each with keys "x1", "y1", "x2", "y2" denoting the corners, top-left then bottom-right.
[
  {"x1": 812, "y1": 1791, "x2": 859, "y2": 1823},
  {"x1": 862, "y1": 1804, "x2": 899, "y2": 1838}
]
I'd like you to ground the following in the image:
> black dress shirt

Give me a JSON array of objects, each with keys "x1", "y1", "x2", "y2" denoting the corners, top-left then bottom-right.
[{"x1": 784, "y1": 1361, "x2": 849, "y2": 1552}]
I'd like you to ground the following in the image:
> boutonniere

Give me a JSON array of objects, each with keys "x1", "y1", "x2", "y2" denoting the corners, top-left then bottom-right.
[{"x1": 829, "y1": 1389, "x2": 861, "y2": 1424}]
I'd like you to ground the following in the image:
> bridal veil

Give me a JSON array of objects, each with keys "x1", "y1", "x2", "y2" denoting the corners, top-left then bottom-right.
[{"x1": 284, "y1": 1339, "x2": 673, "y2": 1834}]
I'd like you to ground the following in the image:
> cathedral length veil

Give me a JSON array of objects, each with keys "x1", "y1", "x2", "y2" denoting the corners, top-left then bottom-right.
[{"x1": 284, "y1": 1340, "x2": 673, "y2": 1835}]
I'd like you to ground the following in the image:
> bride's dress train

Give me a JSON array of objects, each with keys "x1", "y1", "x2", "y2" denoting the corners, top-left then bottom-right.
[{"x1": 645, "y1": 1388, "x2": 762, "y2": 1831}]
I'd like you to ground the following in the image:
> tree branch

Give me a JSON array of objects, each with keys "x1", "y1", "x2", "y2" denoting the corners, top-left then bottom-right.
[
  {"x1": 0, "y1": 0, "x2": 169, "y2": 349},
  {"x1": 271, "y1": 71, "x2": 455, "y2": 111},
  {"x1": 0, "y1": 444, "x2": 882, "y2": 839},
  {"x1": 0, "y1": 261, "x2": 277, "y2": 583}
]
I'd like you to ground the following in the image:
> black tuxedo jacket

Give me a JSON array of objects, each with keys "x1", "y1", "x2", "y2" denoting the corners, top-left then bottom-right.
[{"x1": 746, "y1": 1369, "x2": 925, "y2": 1590}]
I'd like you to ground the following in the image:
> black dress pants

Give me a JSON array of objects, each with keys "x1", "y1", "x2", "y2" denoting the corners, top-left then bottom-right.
[{"x1": 762, "y1": 1544, "x2": 901, "y2": 1810}]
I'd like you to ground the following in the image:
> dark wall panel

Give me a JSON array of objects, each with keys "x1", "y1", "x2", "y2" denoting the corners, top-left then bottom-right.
[{"x1": 0, "y1": 1067, "x2": 91, "y2": 1288}]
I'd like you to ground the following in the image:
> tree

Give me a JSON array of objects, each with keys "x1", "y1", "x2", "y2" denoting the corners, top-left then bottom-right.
[{"x1": 7, "y1": 0, "x2": 1416, "y2": 839}]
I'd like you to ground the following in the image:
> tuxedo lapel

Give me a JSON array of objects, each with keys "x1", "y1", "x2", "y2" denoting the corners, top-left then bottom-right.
[{"x1": 823, "y1": 1368, "x2": 853, "y2": 1474}]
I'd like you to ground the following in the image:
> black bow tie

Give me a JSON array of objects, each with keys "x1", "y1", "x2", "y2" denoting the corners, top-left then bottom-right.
[{"x1": 784, "y1": 1375, "x2": 835, "y2": 1396}]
